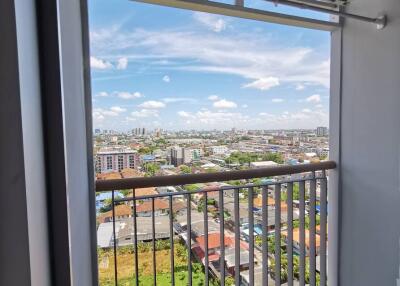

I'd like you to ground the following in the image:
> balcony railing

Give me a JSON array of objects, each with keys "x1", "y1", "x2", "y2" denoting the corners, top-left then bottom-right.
[{"x1": 96, "y1": 161, "x2": 336, "y2": 286}]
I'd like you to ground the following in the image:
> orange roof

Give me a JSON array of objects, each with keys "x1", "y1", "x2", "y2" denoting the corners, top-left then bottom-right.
[
  {"x1": 96, "y1": 172, "x2": 122, "y2": 180},
  {"x1": 253, "y1": 197, "x2": 286, "y2": 209},
  {"x1": 98, "y1": 204, "x2": 132, "y2": 223},
  {"x1": 127, "y1": 187, "x2": 158, "y2": 197},
  {"x1": 196, "y1": 233, "x2": 234, "y2": 251},
  {"x1": 282, "y1": 228, "x2": 321, "y2": 249},
  {"x1": 120, "y1": 168, "x2": 143, "y2": 178},
  {"x1": 136, "y1": 199, "x2": 169, "y2": 213}
]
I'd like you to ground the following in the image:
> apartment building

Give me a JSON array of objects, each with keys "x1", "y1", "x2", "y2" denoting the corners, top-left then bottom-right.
[{"x1": 95, "y1": 147, "x2": 140, "y2": 173}]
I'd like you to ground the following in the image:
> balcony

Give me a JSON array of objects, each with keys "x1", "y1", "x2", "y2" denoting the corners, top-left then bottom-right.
[{"x1": 95, "y1": 161, "x2": 335, "y2": 285}]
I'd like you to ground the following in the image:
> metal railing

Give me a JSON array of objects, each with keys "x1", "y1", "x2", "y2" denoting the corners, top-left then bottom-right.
[{"x1": 96, "y1": 161, "x2": 335, "y2": 286}]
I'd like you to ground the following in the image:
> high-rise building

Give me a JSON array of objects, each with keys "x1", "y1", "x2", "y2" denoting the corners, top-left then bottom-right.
[
  {"x1": 95, "y1": 147, "x2": 140, "y2": 173},
  {"x1": 170, "y1": 147, "x2": 199, "y2": 166},
  {"x1": 316, "y1": 126, "x2": 328, "y2": 137}
]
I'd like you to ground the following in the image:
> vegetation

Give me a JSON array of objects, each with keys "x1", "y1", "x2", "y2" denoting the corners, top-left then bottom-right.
[
  {"x1": 98, "y1": 241, "x2": 218, "y2": 286},
  {"x1": 143, "y1": 162, "x2": 160, "y2": 176},
  {"x1": 254, "y1": 235, "x2": 321, "y2": 285},
  {"x1": 184, "y1": 184, "x2": 201, "y2": 192},
  {"x1": 179, "y1": 165, "x2": 191, "y2": 174},
  {"x1": 224, "y1": 151, "x2": 284, "y2": 165}
]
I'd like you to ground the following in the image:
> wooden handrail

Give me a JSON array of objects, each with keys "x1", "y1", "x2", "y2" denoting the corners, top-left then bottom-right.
[{"x1": 95, "y1": 161, "x2": 336, "y2": 191}]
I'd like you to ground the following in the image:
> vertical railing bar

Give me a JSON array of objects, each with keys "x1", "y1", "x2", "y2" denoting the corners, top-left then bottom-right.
[
  {"x1": 299, "y1": 181, "x2": 306, "y2": 286},
  {"x1": 219, "y1": 190, "x2": 225, "y2": 286},
  {"x1": 261, "y1": 186, "x2": 268, "y2": 286},
  {"x1": 234, "y1": 188, "x2": 240, "y2": 285},
  {"x1": 187, "y1": 194, "x2": 192, "y2": 286},
  {"x1": 287, "y1": 183, "x2": 294, "y2": 286},
  {"x1": 310, "y1": 172, "x2": 317, "y2": 286},
  {"x1": 112, "y1": 190, "x2": 118, "y2": 286},
  {"x1": 320, "y1": 170, "x2": 328, "y2": 286},
  {"x1": 169, "y1": 195, "x2": 175, "y2": 286},
  {"x1": 152, "y1": 198, "x2": 157, "y2": 286},
  {"x1": 274, "y1": 184, "x2": 281, "y2": 286},
  {"x1": 248, "y1": 187, "x2": 255, "y2": 286},
  {"x1": 132, "y1": 189, "x2": 139, "y2": 286},
  {"x1": 203, "y1": 192, "x2": 209, "y2": 286}
]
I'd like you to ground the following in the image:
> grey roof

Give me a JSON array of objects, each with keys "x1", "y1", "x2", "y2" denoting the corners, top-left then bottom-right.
[
  {"x1": 97, "y1": 221, "x2": 120, "y2": 248},
  {"x1": 224, "y1": 248, "x2": 251, "y2": 268},
  {"x1": 98, "y1": 216, "x2": 171, "y2": 247}
]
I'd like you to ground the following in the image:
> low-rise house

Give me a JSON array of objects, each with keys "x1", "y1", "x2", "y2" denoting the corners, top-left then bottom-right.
[
  {"x1": 196, "y1": 233, "x2": 234, "y2": 257},
  {"x1": 250, "y1": 161, "x2": 278, "y2": 169},
  {"x1": 98, "y1": 204, "x2": 132, "y2": 223},
  {"x1": 282, "y1": 228, "x2": 321, "y2": 256},
  {"x1": 136, "y1": 199, "x2": 169, "y2": 217},
  {"x1": 225, "y1": 248, "x2": 251, "y2": 276},
  {"x1": 97, "y1": 216, "x2": 171, "y2": 248}
]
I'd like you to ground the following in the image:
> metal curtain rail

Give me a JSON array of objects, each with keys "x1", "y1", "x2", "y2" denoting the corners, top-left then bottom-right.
[
  {"x1": 96, "y1": 160, "x2": 336, "y2": 191},
  {"x1": 133, "y1": 0, "x2": 386, "y2": 30},
  {"x1": 132, "y1": 0, "x2": 340, "y2": 31},
  {"x1": 264, "y1": 0, "x2": 387, "y2": 29}
]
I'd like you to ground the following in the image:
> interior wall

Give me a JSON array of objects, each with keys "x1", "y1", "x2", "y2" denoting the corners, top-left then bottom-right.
[
  {"x1": 338, "y1": 0, "x2": 400, "y2": 285},
  {"x1": 14, "y1": 0, "x2": 51, "y2": 284},
  {"x1": 57, "y1": 0, "x2": 95, "y2": 284},
  {"x1": 0, "y1": 0, "x2": 32, "y2": 284}
]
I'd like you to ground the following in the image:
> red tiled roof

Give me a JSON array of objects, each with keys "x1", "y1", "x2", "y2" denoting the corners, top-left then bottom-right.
[
  {"x1": 136, "y1": 199, "x2": 169, "y2": 213},
  {"x1": 196, "y1": 233, "x2": 234, "y2": 251},
  {"x1": 98, "y1": 204, "x2": 131, "y2": 223}
]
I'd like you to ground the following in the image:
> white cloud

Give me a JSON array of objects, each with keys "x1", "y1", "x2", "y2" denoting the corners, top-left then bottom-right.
[
  {"x1": 96, "y1": 91, "x2": 109, "y2": 97},
  {"x1": 93, "y1": 108, "x2": 119, "y2": 122},
  {"x1": 116, "y1": 91, "x2": 143, "y2": 99},
  {"x1": 306, "y1": 94, "x2": 321, "y2": 103},
  {"x1": 272, "y1": 98, "x2": 284, "y2": 103},
  {"x1": 116, "y1": 57, "x2": 128, "y2": 70},
  {"x1": 295, "y1": 83, "x2": 305, "y2": 90},
  {"x1": 90, "y1": 26, "x2": 330, "y2": 88},
  {"x1": 302, "y1": 108, "x2": 312, "y2": 113},
  {"x1": 177, "y1": 111, "x2": 191, "y2": 118},
  {"x1": 208, "y1": 95, "x2": 220, "y2": 101},
  {"x1": 110, "y1": 106, "x2": 126, "y2": 113},
  {"x1": 193, "y1": 12, "x2": 227, "y2": 32},
  {"x1": 131, "y1": 109, "x2": 159, "y2": 118},
  {"x1": 90, "y1": 56, "x2": 113, "y2": 69},
  {"x1": 138, "y1": 100, "x2": 166, "y2": 109},
  {"x1": 213, "y1": 99, "x2": 237, "y2": 109},
  {"x1": 162, "y1": 75, "x2": 170, "y2": 82},
  {"x1": 163, "y1": 97, "x2": 196, "y2": 103},
  {"x1": 315, "y1": 104, "x2": 324, "y2": 109},
  {"x1": 243, "y1": 77, "x2": 280, "y2": 91},
  {"x1": 242, "y1": 104, "x2": 248, "y2": 108}
]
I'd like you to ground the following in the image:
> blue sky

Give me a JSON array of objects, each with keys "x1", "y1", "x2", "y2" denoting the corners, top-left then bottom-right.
[{"x1": 88, "y1": 0, "x2": 330, "y2": 131}]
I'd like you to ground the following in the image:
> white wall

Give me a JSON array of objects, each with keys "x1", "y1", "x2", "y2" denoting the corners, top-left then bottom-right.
[
  {"x1": 338, "y1": 0, "x2": 400, "y2": 284},
  {"x1": 14, "y1": 0, "x2": 51, "y2": 285},
  {"x1": 58, "y1": 0, "x2": 96, "y2": 284}
]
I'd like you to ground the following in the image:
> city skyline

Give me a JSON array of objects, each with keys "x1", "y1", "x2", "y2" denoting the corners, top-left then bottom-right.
[{"x1": 89, "y1": 0, "x2": 330, "y2": 131}]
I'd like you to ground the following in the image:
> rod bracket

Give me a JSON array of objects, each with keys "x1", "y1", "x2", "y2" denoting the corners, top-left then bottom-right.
[{"x1": 376, "y1": 14, "x2": 387, "y2": 30}]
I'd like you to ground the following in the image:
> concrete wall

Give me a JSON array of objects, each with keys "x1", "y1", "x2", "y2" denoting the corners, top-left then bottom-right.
[
  {"x1": 0, "y1": 0, "x2": 32, "y2": 284},
  {"x1": 338, "y1": 0, "x2": 400, "y2": 285},
  {"x1": 14, "y1": 0, "x2": 51, "y2": 285}
]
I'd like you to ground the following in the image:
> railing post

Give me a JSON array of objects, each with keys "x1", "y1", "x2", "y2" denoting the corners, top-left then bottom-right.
[
  {"x1": 274, "y1": 184, "x2": 281, "y2": 286},
  {"x1": 287, "y1": 182, "x2": 294, "y2": 286},
  {"x1": 169, "y1": 195, "x2": 175, "y2": 286},
  {"x1": 219, "y1": 190, "x2": 225, "y2": 286},
  {"x1": 203, "y1": 192, "x2": 209, "y2": 286},
  {"x1": 261, "y1": 186, "x2": 269, "y2": 286},
  {"x1": 132, "y1": 189, "x2": 139, "y2": 286},
  {"x1": 111, "y1": 190, "x2": 118, "y2": 286}
]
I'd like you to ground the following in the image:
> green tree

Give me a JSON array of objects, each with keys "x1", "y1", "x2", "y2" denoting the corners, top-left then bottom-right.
[
  {"x1": 143, "y1": 162, "x2": 160, "y2": 176},
  {"x1": 179, "y1": 165, "x2": 191, "y2": 174}
]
